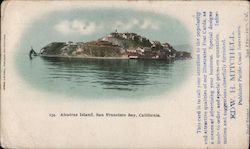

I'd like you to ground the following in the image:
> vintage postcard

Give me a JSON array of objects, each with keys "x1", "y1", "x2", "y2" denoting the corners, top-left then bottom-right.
[{"x1": 1, "y1": 1, "x2": 249, "y2": 148}]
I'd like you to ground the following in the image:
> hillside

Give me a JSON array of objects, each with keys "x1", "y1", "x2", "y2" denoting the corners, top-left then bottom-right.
[{"x1": 39, "y1": 32, "x2": 191, "y2": 59}]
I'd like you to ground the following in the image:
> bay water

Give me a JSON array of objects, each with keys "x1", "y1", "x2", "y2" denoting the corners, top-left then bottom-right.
[{"x1": 17, "y1": 54, "x2": 192, "y2": 99}]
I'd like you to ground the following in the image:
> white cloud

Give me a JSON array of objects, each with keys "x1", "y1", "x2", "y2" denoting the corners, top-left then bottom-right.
[
  {"x1": 112, "y1": 18, "x2": 159, "y2": 31},
  {"x1": 54, "y1": 20, "x2": 99, "y2": 35},
  {"x1": 113, "y1": 19, "x2": 139, "y2": 31},
  {"x1": 141, "y1": 19, "x2": 159, "y2": 30},
  {"x1": 54, "y1": 18, "x2": 159, "y2": 35}
]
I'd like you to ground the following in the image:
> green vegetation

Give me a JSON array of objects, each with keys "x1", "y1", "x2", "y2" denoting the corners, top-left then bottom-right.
[
  {"x1": 39, "y1": 32, "x2": 191, "y2": 59},
  {"x1": 79, "y1": 45, "x2": 121, "y2": 57}
]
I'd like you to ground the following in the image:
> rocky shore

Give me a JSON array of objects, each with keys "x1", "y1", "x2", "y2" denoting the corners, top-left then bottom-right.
[{"x1": 36, "y1": 32, "x2": 192, "y2": 60}]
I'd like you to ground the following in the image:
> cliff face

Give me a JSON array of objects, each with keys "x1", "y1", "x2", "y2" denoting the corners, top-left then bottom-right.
[{"x1": 40, "y1": 32, "x2": 191, "y2": 59}]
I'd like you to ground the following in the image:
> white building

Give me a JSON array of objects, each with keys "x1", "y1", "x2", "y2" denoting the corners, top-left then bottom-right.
[{"x1": 122, "y1": 34, "x2": 128, "y2": 39}]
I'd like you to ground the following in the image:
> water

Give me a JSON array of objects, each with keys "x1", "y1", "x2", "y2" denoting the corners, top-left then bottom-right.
[
  {"x1": 15, "y1": 8, "x2": 192, "y2": 99},
  {"x1": 17, "y1": 54, "x2": 192, "y2": 99}
]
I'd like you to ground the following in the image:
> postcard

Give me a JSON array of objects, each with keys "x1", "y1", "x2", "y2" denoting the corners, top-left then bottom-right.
[{"x1": 1, "y1": 1, "x2": 249, "y2": 148}]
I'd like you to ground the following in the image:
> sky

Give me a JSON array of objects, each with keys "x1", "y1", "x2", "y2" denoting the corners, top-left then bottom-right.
[{"x1": 19, "y1": 8, "x2": 190, "y2": 51}]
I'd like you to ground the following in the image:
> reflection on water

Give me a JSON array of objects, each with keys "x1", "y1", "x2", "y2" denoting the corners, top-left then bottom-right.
[
  {"x1": 18, "y1": 56, "x2": 192, "y2": 99},
  {"x1": 43, "y1": 57, "x2": 174, "y2": 91}
]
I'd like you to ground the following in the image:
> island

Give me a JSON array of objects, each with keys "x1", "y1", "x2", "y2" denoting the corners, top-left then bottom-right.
[{"x1": 36, "y1": 32, "x2": 191, "y2": 60}]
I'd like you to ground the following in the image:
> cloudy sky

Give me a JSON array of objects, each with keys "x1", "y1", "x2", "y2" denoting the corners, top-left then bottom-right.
[
  {"x1": 54, "y1": 18, "x2": 160, "y2": 35},
  {"x1": 19, "y1": 8, "x2": 190, "y2": 51}
]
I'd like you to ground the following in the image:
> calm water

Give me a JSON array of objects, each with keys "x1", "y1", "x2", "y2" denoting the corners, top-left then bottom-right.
[{"x1": 17, "y1": 55, "x2": 192, "y2": 99}]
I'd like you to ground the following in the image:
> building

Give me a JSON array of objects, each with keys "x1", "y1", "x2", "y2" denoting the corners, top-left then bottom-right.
[
  {"x1": 122, "y1": 33, "x2": 128, "y2": 39},
  {"x1": 127, "y1": 48, "x2": 137, "y2": 53},
  {"x1": 128, "y1": 55, "x2": 138, "y2": 59},
  {"x1": 136, "y1": 47, "x2": 145, "y2": 55}
]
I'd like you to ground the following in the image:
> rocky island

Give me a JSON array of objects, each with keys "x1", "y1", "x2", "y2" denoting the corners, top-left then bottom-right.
[{"x1": 36, "y1": 32, "x2": 191, "y2": 60}]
